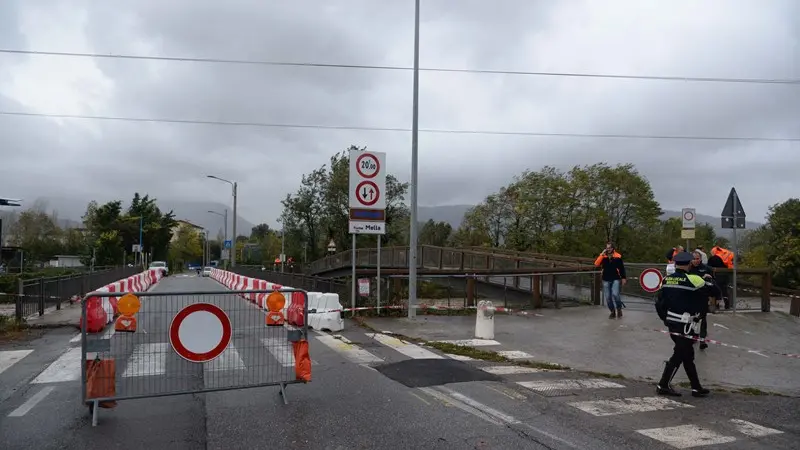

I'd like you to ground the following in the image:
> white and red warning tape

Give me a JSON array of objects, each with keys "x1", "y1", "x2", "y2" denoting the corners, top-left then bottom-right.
[
  {"x1": 318, "y1": 304, "x2": 544, "y2": 317},
  {"x1": 652, "y1": 328, "x2": 800, "y2": 359}
]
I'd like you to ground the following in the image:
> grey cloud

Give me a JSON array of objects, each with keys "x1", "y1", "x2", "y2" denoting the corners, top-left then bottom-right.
[{"x1": 0, "y1": 0, "x2": 797, "y2": 227}]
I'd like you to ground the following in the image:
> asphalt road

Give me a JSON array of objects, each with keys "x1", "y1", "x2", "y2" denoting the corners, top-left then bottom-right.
[{"x1": 0, "y1": 274, "x2": 798, "y2": 449}]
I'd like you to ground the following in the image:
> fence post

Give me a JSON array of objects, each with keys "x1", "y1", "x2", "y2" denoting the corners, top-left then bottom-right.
[
  {"x1": 761, "y1": 271, "x2": 771, "y2": 313},
  {"x1": 15, "y1": 277, "x2": 23, "y2": 321},
  {"x1": 38, "y1": 278, "x2": 45, "y2": 316},
  {"x1": 55, "y1": 276, "x2": 62, "y2": 310}
]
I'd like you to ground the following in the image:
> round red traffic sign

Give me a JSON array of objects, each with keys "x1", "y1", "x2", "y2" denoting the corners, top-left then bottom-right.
[
  {"x1": 355, "y1": 180, "x2": 380, "y2": 206},
  {"x1": 683, "y1": 210, "x2": 695, "y2": 221},
  {"x1": 356, "y1": 153, "x2": 380, "y2": 179},
  {"x1": 169, "y1": 303, "x2": 232, "y2": 363},
  {"x1": 639, "y1": 268, "x2": 663, "y2": 293}
]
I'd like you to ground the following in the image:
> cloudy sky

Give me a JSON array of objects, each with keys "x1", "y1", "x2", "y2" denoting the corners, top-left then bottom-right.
[{"x1": 0, "y1": 0, "x2": 797, "y2": 227}]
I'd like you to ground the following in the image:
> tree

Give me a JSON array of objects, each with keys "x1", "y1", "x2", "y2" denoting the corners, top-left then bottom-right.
[
  {"x1": 280, "y1": 146, "x2": 409, "y2": 261},
  {"x1": 250, "y1": 223, "x2": 271, "y2": 242},
  {"x1": 8, "y1": 208, "x2": 63, "y2": 262},
  {"x1": 419, "y1": 220, "x2": 453, "y2": 247},
  {"x1": 743, "y1": 198, "x2": 800, "y2": 288},
  {"x1": 453, "y1": 163, "x2": 663, "y2": 261},
  {"x1": 169, "y1": 223, "x2": 203, "y2": 268},
  {"x1": 81, "y1": 194, "x2": 177, "y2": 266}
]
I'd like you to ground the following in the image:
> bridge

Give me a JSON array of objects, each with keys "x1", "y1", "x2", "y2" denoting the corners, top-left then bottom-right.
[{"x1": 300, "y1": 245, "x2": 777, "y2": 313}]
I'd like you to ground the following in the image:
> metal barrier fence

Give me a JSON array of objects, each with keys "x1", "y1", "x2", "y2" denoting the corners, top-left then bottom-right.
[
  {"x1": 12, "y1": 267, "x2": 138, "y2": 320},
  {"x1": 81, "y1": 288, "x2": 310, "y2": 426}
]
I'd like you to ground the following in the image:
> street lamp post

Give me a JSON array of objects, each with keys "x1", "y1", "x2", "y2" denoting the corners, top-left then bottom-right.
[
  {"x1": 208, "y1": 209, "x2": 228, "y2": 268},
  {"x1": 207, "y1": 175, "x2": 238, "y2": 267}
]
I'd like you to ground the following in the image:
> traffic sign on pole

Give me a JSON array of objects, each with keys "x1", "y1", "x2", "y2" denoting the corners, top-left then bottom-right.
[
  {"x1": 224, "y1": 240, "x2": 232, "y2": 249},
  {"x1": 169, "y1": 303, "x2": 232, "y2": 363},
  {"x1": 639, "y1": 268, "x2": 663, "y2": 293},
  {"x1": 721, "y1": 187, "x2": 746, "y2": 229},
  {"x1": 681, "y1": 208, "x2": 696, "y2": 229},
  {"x1": 349, "y1": 149, "x2": 386, "y2": 235}
]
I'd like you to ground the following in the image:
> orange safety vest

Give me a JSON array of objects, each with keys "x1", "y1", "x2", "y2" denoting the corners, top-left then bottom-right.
[{"x1": 711, "y1": 247, "x2": 734, "y2": 269}]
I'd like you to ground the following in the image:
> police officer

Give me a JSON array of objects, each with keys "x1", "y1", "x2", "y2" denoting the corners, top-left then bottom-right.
[
  {"x1": 655, "y1": 251, "x2": 711, "y2": 398},
  {"x1": 689, "y1": 250, "x2": 722, "y2": 350}
]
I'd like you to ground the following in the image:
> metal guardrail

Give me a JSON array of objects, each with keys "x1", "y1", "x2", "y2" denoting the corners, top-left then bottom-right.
[
  {"x1": 12, "y1": 266, "x2": 138, "y2": 320},
  {"x1": 81, "y1": 288, "x2": 310, "y2": 426}
]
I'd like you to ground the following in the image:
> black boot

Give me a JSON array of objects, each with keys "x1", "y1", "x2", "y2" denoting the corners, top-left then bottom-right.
[
  {"x1": 683, "y1": 361, "x2": 710, "y2": 397},
  {"x1": 656, "y1": 361, "x2": 682, "y2": 397},
  {"x1": 609, "y1": 310, "x2": 616, "y2": 319}
]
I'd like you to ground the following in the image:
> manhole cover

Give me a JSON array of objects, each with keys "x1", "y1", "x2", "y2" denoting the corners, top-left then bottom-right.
[{"x1": 375, "y1": 359, "x2": 501, "y2": 388}]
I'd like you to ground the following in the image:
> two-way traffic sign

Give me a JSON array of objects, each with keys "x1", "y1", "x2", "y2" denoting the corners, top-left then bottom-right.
[{"x1": 349, "y1": 149, "x2": 386, "y2": 235}]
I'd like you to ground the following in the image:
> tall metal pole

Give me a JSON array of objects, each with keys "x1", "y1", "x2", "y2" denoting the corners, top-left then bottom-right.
[
  {"x1": 231, "y1": 182, "x2": 238, "y2": 267},
  {"x1": 224, "y1": 209, "x2": 228, "y2": 244},
  {"x1": 139, "y1": 216, "x2": 144, "y2": 269},
  {"x1": 351, "y1": 233, "x2": 357, "y2": 317},
  {"x1": 407, "y1": 0, "x2": 420, "y2": 320},
  {"x1": 732, "y1": 196, "x2": 739, "y2": 314},
  {"x1": 281, "y1": 229, "x2": 285, "y2": 273},
  {"x1": 377, "y1": 234, "x2": 381, "y2": 314}
]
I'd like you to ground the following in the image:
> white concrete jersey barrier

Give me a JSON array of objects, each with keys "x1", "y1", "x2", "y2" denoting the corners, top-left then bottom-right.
[
  {"x1": 93, "y1": 268, "x2": 165, "y2": 328},
  {"x1": 210, "y1": 268, "x2": 345, "y2": 332}
]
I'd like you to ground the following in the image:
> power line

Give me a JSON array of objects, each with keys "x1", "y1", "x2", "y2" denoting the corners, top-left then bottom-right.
[
  {"x1": 1, "y1": 48, "x2": 798, "y2": 85},
  {"x1": 1, "y1": 110, "x2": 797, "y2": 142}
]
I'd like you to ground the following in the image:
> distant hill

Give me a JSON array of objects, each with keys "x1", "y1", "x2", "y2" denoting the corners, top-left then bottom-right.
[{"x1": 418, "y1": 205, "x2": 761, "y2": 238}]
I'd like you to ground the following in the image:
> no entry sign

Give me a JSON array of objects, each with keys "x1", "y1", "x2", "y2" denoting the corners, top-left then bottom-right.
[
  {"x1": 169, "y1": 303, "x2": 232, "y2": 363},
  {"x1": 639, "y1": 268, "x2": 664, "y2": 293}
]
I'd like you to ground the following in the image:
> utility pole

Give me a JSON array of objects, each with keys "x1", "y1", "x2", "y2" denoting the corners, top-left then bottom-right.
[{"x1": 407, "y1": 0, "x2": 421, "y2": 319}]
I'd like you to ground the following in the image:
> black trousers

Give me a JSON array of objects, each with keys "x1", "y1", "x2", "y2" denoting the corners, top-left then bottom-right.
[{"x1": 665, "y1": 333, "x2": 702, "y2": 388}]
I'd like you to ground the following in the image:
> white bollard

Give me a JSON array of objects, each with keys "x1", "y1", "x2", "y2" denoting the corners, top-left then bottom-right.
[{"x1": 475, "y1": 300, "x2": 495, "y2": 340}]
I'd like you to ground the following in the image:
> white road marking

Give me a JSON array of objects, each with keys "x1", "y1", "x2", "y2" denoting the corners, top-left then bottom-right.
[
  {"x1": 369, "y1": 333, "x2": 444, "y2": 359},
  {"x1": 436, "y1": 339, "x2": 501, "y2": 346},
  {"x1": 569, "y1": 396, "x2": 693, "y2": 416},
  {"x1": 262, "y1": 338, "x2": 295, "y2": 367},
  {"x1": 418, "y1": 387, "x2": 502, "y2": 425},
  {"x1": 205, "y1": 344, "x2": 246, "y2": 371},
  {"x1": 0, "y1": 349, "x2": 33, "y2": 375},
  {"x1": 713, "y1": 323, "x2": 729, "y2": 329},
  {"x1": 31, "y1": 347, "x2": 82, "y2": 383},
  {"x1": 445, "y1": 354, "x2": 475, "y2": 361},
  {"x1": 122, "y1": 343, "x2": 168, "y2": 378},
  {"x1": 497, "y1": 350, "x2": 533, "y2": 359},
  {"x1": 69, "y1": 333, "x2": 81, "y2": 343},
  {"x1": 520, "y1": 379, "x2": 624, "y2": 392},
  {"x1": 439, "y1": 386, "x2": 521, "y2": 424},
  {"x1": 729, "y1": 419, "x2": 783, "y2": 437},
  {"x1": 636, "y1": 424, "x2": 736, "y2": 448},
  {"x1": 7, "y1": 386, "x2": 56, "y2": 417},
  {"x1": 315, "y1": 334, "x2": 383, "y2": 364},
  {"x1": 483, "y1": 365, "x2": 548, "y2": 375}
]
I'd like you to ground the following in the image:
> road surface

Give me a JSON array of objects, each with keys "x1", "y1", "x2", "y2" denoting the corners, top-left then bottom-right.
[{"x1": 0, "y1": 275, "x2": 797, "y2": 449}]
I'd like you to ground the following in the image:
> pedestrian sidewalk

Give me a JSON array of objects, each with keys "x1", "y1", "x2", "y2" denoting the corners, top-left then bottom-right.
[
  {"x1": 24, "y1": 302, "x2": 82, "y2": 329},
  {"x1": 363, "y1": 306, "x2": 800, "y2": 396}
]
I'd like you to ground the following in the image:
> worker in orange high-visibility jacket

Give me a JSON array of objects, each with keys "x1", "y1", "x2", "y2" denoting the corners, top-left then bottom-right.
[
  {"x1": 710, "y1": 243, "x2": 734, "y2": 269},
  {"x1": 665, "y1": 246, "x2": 684, "y2": 263}
]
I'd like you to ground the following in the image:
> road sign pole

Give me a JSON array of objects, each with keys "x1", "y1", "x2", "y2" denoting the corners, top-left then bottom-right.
[
  {"x1": 351, "y1": 233, "x2": 356, "y2": 318},
  {"x1": 732, "y1": 196, "x2": 738, "y2": 314},
  {"x1": 377, "y1": 235, "x2": 381, "y2": 315},
  {"x1": 231, "y1": 182, "x2": 237, "y2": 268},
  {"x1": 408, "y1": 0, "x2": 420, "y2": 320}
]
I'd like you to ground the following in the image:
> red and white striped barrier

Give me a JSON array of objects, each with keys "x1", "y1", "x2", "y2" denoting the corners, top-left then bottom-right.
[
  {"x1": 81, "y1": 268, "x2": 166, "y2": 334},
  {"x1": 209, "y1": 268, "x2": 345, "y2": 332}
]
